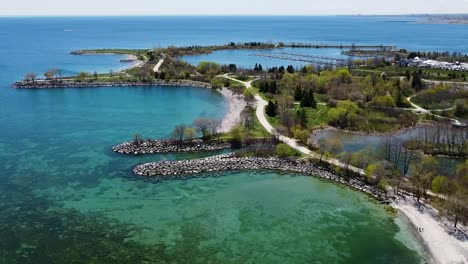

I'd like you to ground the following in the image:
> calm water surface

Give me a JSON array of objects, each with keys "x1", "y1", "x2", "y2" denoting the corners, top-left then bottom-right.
[{"x1": 1, "y1": 16, "x2": 462, "y2": 262}]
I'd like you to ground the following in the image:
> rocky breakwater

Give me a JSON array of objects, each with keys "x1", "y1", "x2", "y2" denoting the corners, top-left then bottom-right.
[
  {"x1": 134, "y1": 154, "x2": 392, "y2": 202},
  {"x1": 113, "y1": 139, "x2": 231, "y2": 155},
  {"x1": 12, "y1": 80, "x2": 212, "y2": 89}
]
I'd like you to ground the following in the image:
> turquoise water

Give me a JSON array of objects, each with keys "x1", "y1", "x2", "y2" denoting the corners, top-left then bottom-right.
[
  {"x1": 2, "y1": 16, "x2": 464, "y2": 262},
  {"x1": 36, "y1": 171, "x2": 429, "y2": 263}
]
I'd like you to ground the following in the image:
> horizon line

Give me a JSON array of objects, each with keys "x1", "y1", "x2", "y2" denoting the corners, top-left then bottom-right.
[{"x1": 0, "y1": 13, "x2": 466, "y2": 18}]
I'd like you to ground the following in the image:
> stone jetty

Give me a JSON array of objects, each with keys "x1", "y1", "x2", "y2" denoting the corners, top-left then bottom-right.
[
  {"x1": 134, "y1": 154, "x2": 392, "y2": 202},
  {"x1": 12, "y1": 80, "x2": 212, "y2": 89},
  {"x1": 113, "y1": 139, "x2": 231, "y2": 155}
]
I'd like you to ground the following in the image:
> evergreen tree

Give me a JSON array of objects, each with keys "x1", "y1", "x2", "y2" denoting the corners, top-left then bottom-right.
[
  {"x1": 295, "y1": 108, "x2": 307, "y2": 128},
  {"x1": 269, "y1": 80, "x2": 278, "y2": 94},
  {"x1": 258, "y1": 63, "x2": 263, "y2": 72},
  {"x1": 293, "y1": 86, "x2": 303, "y2": 101},
  {"x1": 301, "y1": 89, "x2": 316, "y2": 108},
  {"x1": 394, "y1": 80, "x2": 404, "y2": 107},
  {"x1": 411, "y1": 71, "x2": 423, "y2": 91},
  {"x1": 265, "y1": 100, "x2": 277, "y2": 117},
  {"x1": 405, "y1": 70, "x2": 411, "y2": 81}
]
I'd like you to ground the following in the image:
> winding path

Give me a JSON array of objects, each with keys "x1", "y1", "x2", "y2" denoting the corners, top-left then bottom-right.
[
  {"x1": 153, "y1": 54, "x2": 166, "y2": 73},
  {"x1": 406, "y1": 96, "x2": 464, "y2": 126},
  {"x1": 219, "y1": 74, "x2": 468, "y2": 263},
  {"x1": 219, "y1": 75, "x2": 364, "y2": 175}
]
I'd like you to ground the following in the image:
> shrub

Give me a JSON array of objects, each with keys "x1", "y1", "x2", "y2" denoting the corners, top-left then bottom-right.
[{"x1": 275, "y1": 143, "x2": 300, "y2": 157}]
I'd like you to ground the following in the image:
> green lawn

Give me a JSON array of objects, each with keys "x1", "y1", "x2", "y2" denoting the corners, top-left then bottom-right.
[{"x1": 304, "y1": 104, "x2": 331, "y2": 128}]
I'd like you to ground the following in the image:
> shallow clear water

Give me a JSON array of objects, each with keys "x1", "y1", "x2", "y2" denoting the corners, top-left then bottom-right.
[
  {"x1": 1, "y1": 16, "x2": 464, "y2": 262},
  {"x1": 37, "y1": 171, "x2": 429, "y2": 263}
]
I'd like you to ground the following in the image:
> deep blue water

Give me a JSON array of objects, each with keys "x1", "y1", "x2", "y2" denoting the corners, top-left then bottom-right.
[{"x1": 1, "y1": 16, "x2": 465, "y2": 262}]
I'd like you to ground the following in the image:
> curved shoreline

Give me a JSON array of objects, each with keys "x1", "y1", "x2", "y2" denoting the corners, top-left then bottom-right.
[
  {"x1": 11, "y1": 80, "x2": 212, "y2": 89},
  {"x1": 133, "y1": 153, "x2": 392, "y2": 202}
]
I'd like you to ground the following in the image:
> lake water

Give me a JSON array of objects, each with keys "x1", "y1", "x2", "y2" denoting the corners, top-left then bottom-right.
[{"x1": 1, "y1": 15, "x2": 465, "y2": 262}]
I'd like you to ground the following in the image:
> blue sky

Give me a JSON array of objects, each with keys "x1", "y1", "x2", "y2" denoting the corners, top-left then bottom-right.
[{"x1": 2, "y1": 0, "x2": 468, "y2": 16}]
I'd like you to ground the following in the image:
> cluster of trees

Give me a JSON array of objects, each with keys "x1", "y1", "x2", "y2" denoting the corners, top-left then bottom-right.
[
  {"x1": 405, "y1": 125, "x2": 468, "y2": 157},
  {"x1": 257, "y1": 80, "x2": 278, "y2": 94},
  {"x1": 312, "y1": 134, "x2": 467, "y2": 228},
  {"x1": 411, "y1": 159, "x2": 468, "y2": 228},
  {"x1": 254, "y1": 66, "x2": 424, "y2": 132},
  {"x1": 294, "y1": 86, "x2": 317, "y2": 108},
  {"x1": 172, "y1": 118, "x2": 221, "y2": 143}
]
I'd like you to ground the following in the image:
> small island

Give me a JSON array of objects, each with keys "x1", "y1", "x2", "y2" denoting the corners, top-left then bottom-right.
[{"x1": 13, "y1": 41, "x2": 468, "y2": 263}]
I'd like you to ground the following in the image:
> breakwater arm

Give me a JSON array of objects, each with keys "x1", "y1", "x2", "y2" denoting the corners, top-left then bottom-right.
[
  {"x1": 134, "y1": 154, "x2": 392, "y2": 202},
  {"x1": 113, "y1": 139, "x2": 231, "y2": 155}
]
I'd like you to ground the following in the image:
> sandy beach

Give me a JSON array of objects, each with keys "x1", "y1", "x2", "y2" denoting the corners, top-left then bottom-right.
[
  {"x1": 125, "y1": 54, "x2": 145, "y2": 69},
  {"x1": 394, "y1": 197, "x2": 468, "y2": 264},
  {"x1": 218, "y1": 88, "x2": 247, "y2": 133}
]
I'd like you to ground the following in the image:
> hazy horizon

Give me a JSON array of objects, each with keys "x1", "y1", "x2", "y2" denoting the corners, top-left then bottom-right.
[{"x1": 2, "y1": 0, "x2": 468, "y2": 16}]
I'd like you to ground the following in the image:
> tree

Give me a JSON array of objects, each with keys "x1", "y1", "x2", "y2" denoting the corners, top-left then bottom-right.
[
  {"x1": 197, "y1": 61, "x2": 221, "y2": 75},
  {"x1": 194, "y1": 118, "x2": 211, "y2": 139},
  {"x1": 317, "y1": 138, "x2": 343, "y2": 163},
  {"x1": 365, "y1": 161, "x2": 393, "y2": 183},
  {"x1": 173, "y1": 124, "x2": 186, "y2": 144},
  {"x1": 275, "y1": 143, "x2": 298, "y2": 157},
  {"x1": 295, "y1": 108, "x2": 307, "y2": 128},
  {"x1": 327, "y1": 100, "x2": 360, "y2": 129},
  {"x1": 207, "y1": 119, "x2": 221, "y2": 136},
  {"x1": 133, "y1": 133, "x2": 143, "y2": 146},
  {"x1": 76, "y1": 72, "x2": 89, "y2": 82},
  {"x1": 265, "y1": 100, "x2": 277, "y2": 117},
  {"x1": 44, "y1": 69, "x2": 58, "y2": 80},
  {"x1": 24, "y1": 72, "x2": 37, "y2": 83},
  {"x1": 337, "y1": 69, "x2": 352, "y2": 84},
  {"x1": 410, "y1": 156, "x2": 438, "y2": 204},
  {"x1": 293, "y1": 86, "x2": 303, "y2": 101},
  {"x1": 184, "y1": 127, "x2": 197, "y2": 142},
  {"x1": 411, "y1": 71, "x2": 423, "y2": 91},
  {"x1": 229, "y1": 125, "x2": 243, "y2": 148},
  {"x1": 293, "y1": 127, "x2": 309, "y2": 144},
  {"x1": 431, "y1": 176, "x2": 453, "y2": 197},
  {"x1": 276, "y1": 95, "x2": 295, "y2": 131},
  {"x1": 339, "y1": 152, "x2": 354, "y2": 178},
  {"x1": 446, "y1": 161, "x2": 468, "y2": 228},
  {"x1": 300, "y1": 89, "x2": 316, "y2": 108}
]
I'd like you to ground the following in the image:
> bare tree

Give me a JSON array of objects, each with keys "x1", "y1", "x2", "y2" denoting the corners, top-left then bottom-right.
[
  {"x1": 173, "y1": 124, "x2": 186, "y2": 144},
  {"x1": 276, "y1": 95, "x2": 295, "y2": 133},
  {"x1": 194, "y1": 118, "x2": 211, "y2": 139},
  {"x1": 208, "y1": 119, "x2": 221, "y2": 135},
  {"x1": 24, "y1": 72, "x2": 37, "y2": 83}
]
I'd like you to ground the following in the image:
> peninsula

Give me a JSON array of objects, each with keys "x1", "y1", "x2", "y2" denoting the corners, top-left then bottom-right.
[{"x1": 14, "y1": 41, "x2": 468, "y2": 263}]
